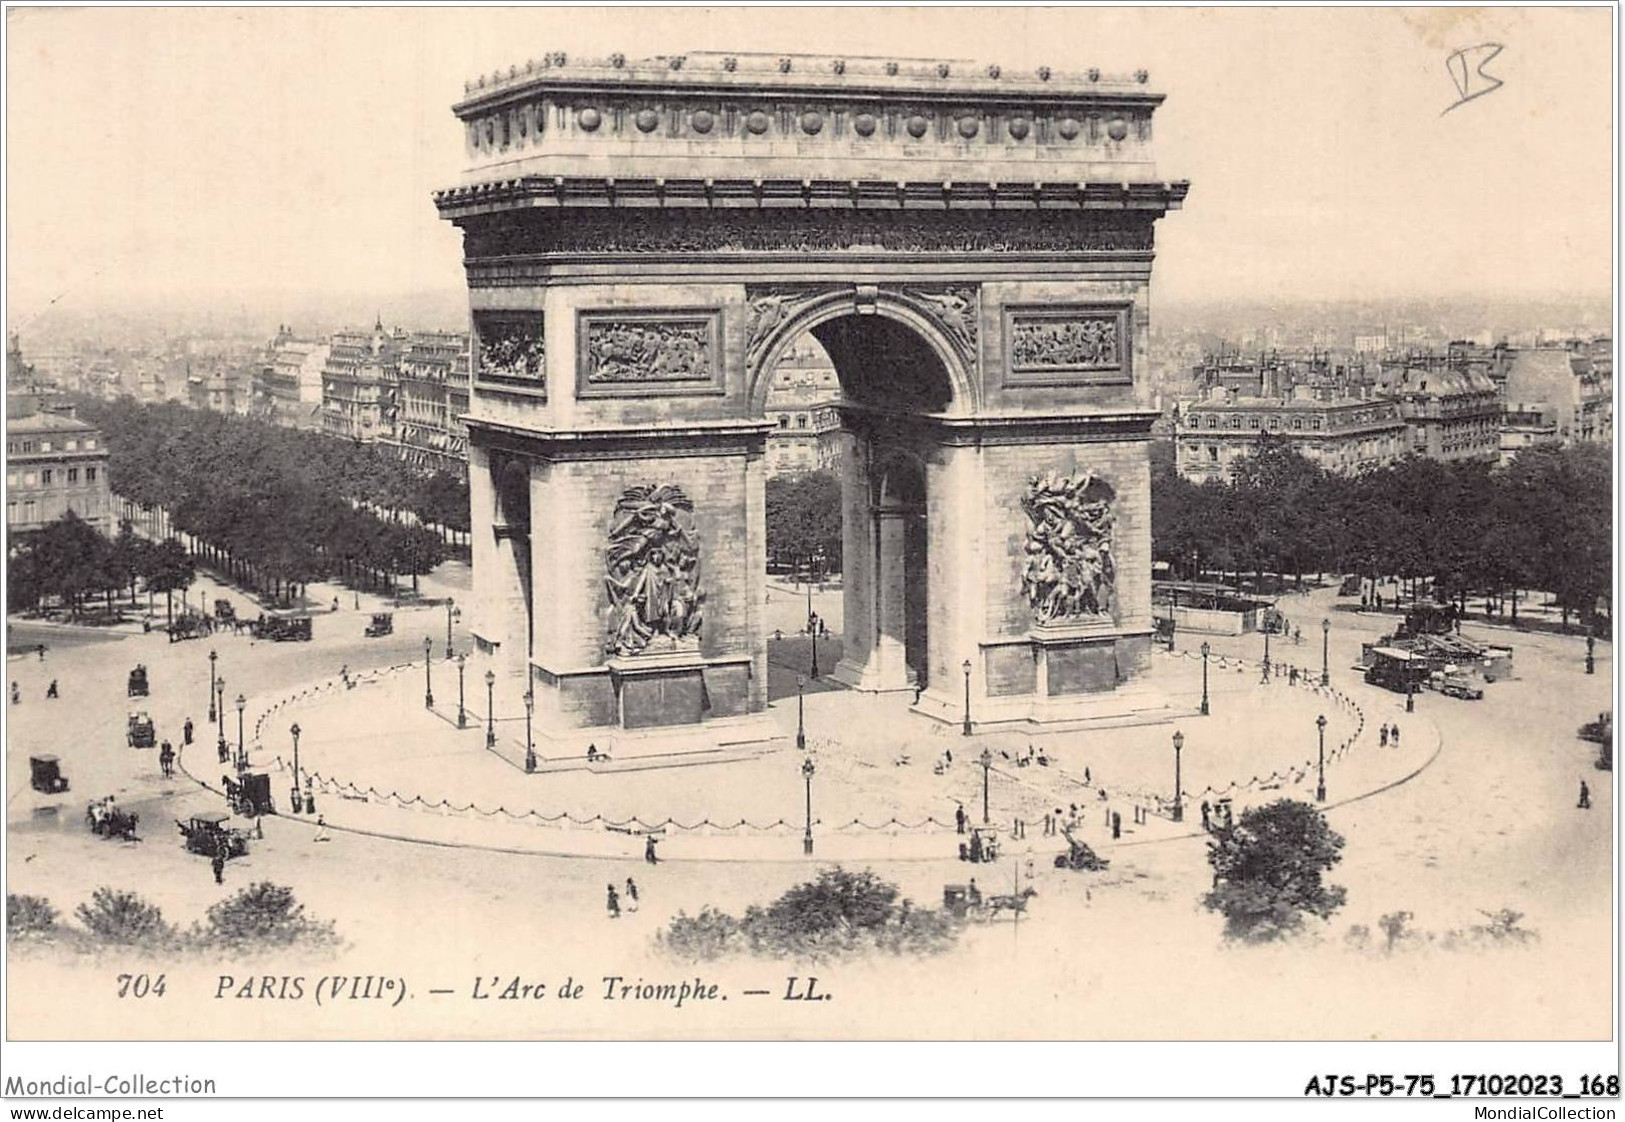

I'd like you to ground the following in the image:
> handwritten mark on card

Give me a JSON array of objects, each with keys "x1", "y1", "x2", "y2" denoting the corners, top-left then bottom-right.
[{"x1": 1442, "y1": 43, "x2": 1505, "y2": 115}]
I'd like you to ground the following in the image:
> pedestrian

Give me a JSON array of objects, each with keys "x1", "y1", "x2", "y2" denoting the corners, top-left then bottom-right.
[
  {"x1": 606, "y1": 884, "x2": 621, "y2": 919},
  {"x1": 968, "y1": 829, "x2": 983, "y2": 863},
  {"x1": 9, "y1": 682, "x2": 18, "y2": 705},
  {"x1": 644, "y1": 835, "x2": 659, "y2": 865},
  {"x1": 1578, "y1": 780, "x2": 1591, "y2": 809},
  {"x1": 955, "y1": 803, "x2": 967, "y2": 835},
  {"x1": 217, "y1": 739, "x2": 229, "y2": 764},
  {"x1": 45, "y1": 679, "x2": 58, "y2": 699},
  {"x1": 1200, "y1": 800, "x2": 1211, "y2": 831},
  {"x1": 255, "y1": 817, "x2": 264, "y2": 840},
  {"x1": 1084, "y1": 767, "x2": 1092, "y2": 786},
  {"x1": 314, "y1": 815, "x2": 330, "y2": 841},
  {"x1": 1379, "y1": 725, "x2": 1389, "y2": 748},
  {"x1": 625, "y1": 877, "x2": 640, "y2": 913},
  {"x1": 331, "y1": 596, "x2": 340, "y2": 613},
  {"x1": 966, "y1": 878, "x2": 981, "y2": 906},
  {"x1": 36, "y1": 644, "x2": 45, "y2": 661},
  {"x1": 1111, "y1": 812, "x2": 1121, "y2": 840},
  {"x1": 183, "y1": 718, "x2": 194, "y2": 746},
  {"x1": 1391, "y1": 726, "x2": 1400, "y2": 748},
  {"x1": 211, "y1": 850, "x2": 226, "y2": 885}
]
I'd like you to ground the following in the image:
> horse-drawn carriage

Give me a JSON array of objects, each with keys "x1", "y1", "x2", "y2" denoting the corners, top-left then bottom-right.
[
  {"x1": 167, "y1": 613, "x2": 209, "y2": 642},
  {"x1": 364, "y1": 612, "x2": 394, "y2": 639},
  {"x1": 223, "y1": 771, "x2": 276, "y2": 818},
  {"x1": 177, "y1": 811, "x2": 250, "y2": 858},
  {"x1": 87, "y1": 801, "x2": 140, "y2": 841},
  {"x1": 1053, "y1": 829, "x2": 1111, "y2": 871},
  {"x1": 127, "y1": 664, "x2": 149, "y2": 697},
  {"x1": 253, "y1": 614, "x2": 312, "y2": 642},
  {"x1": 126, "y1": 711, "x2": 156, "y2": 749},
  {"x1": 943, "y1": 883, "x2": 1037, "y2": 921},
  {"x1": 29, "y1": 754, "x2": 69, "y2": 794},
  {"x1": 214, "y1": 599, "x2": 237, "y2": 624}
]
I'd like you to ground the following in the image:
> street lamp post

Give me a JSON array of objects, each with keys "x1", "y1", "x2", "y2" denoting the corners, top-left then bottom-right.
[
  {"x1": 1199, "y1": 641, "x2": 1211, "y2": 716},
  {"x1": 979, "y1": 746, "x2": 993, "y2": 824},
  {"x1": 445, "y1": 597, "x2": 456, "y2": 660},
  {"x1": 807, "y1": 574, "x2": 821, "y2": 680},
  {"x1": 1262, "y1": 626, "x2": 1272, "y2": 682},
  {"x1": 1586, "y1": 630, "x2": 1596, "y2": 675},
  {"x1": 1321, "y1": 617, "x2": 1332, "y2": 686},
  {"x1": 423, "y1": 637, "x2": 434, "y2": 709},
  {"x1": 290, "y1": 722, "x2": 302, "y2": 814},
  {"x1": 234, "y1": 693, "x2": 246, "y2": 773},
  {"x1": 485, "y1": 669, "x2": 496, "y2": 749},
  {"x1": 207, "y1": 649, "x2": 218, "y2": 722},
  {"x1": 801, "y1": 757, "x2": 816, "y2": 856},
  {"x1": 1405, "y1": 677, "x2": 1415, "y2": 713},
  {"x1": 456, "y1": 654, "x2": 467, "y2": 729},
  {"x1": 215, "y1": 677, "x2": 227, "y2": 761},
  {"x1": 961, "y1": 658, "x2": 974, "y2": 737},
  {"x1": 1315, "y1": 713, "x2": 1328, "y2": 802},
  {"x1": 523, "y1": 689, "x2": 536, "y2": 773},
  {"x1": 795, "y1": 674, "x2": 807, "y2": 752},
  {"x1": 1171, "y1": 730, "x2": 1185, "y2": 822}
]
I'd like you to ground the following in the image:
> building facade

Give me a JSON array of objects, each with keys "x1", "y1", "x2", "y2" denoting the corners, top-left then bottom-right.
[
  {"x1": 1175, "y1": 387, "x2": 1408, "y2": 481},
  {"x1": 255, "y1": 327, "x2": 331, "y2": 429},
  {"x1": 1499, "y1": 345, "x2": 1614, "y2": 459},
  {"x1": 5, "y1": 410, "x2": 113, "y2": 535},
  {"x1": 380, "y1": 331, "x2": 471, "y2": 477},
  {"x1": 764, "y1": 336, "x2": 843, "y2": 475},
  {"x1": 1380, "y1": 367, "x2": 1500, "y2": 462},
  {"x1": 322, "y1": 320, "x2": 401, "y2": 441}
]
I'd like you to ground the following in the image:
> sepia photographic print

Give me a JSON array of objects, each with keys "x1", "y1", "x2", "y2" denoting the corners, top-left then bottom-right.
[{"x1": 1, "y1": 3, "x2": 1618, "y2": 1107}]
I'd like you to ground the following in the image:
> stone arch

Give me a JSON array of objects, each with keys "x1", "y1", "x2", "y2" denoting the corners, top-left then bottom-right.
[{"x1": 745, "y1": 289, "x2": 979, "y2": 418}]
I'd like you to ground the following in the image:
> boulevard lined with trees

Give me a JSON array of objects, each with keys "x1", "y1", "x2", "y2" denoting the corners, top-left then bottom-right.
[
  {"x1": 10, "y1": 399, "x2": 472, "y2": 616},
  {"x1": 1151, "y1": 438, "x2": 1612, "y2": 628}
]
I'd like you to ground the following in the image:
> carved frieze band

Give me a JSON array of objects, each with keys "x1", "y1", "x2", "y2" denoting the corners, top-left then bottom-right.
[
  {"x1": 463, "y1": 210, "x2": 1154, "y2": 269},
  {"x1": 473, "y1": 310, "x2": 546, "y2": 392},
  {"x1": 577, "y1": 310, "x2": 723, "y2": 398},
  {"x1": 1003, "y1": 304, "x2": 1132, "y2": 388}
]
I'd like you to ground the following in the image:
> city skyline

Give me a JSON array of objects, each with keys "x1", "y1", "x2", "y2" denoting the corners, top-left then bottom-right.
[{"x1": 5, "y1": 6, "x2": 1614, "y2": 330}]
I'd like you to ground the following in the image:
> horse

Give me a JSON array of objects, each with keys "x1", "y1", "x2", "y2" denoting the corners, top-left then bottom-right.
[{"x1": 984, "y1": 887, "x2": 1037, "y2": 918}]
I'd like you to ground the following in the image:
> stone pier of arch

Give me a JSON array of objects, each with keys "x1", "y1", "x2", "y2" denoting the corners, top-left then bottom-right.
[{"x1": 435, "y1": 50, "x2": 1189, "y2": 758}]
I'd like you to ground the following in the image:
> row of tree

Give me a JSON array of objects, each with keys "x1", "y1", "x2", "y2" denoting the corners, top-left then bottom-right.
[
  {"x1": 1151, "y1": 438, "x2": 1612, "y2": 626},
  {"x1": 9, "y1": 515, "x2": 195, "y2": 621},
  {"x1": 766, "y1": 469, "x2": 843, "y2": 576},
  {"x1": 70, "y1": 398, "x2": 463, "y2": 601}
]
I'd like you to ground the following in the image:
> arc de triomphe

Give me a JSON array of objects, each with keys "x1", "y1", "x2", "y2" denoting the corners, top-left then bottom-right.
[{"x1": 434, "y1": 51, "x2": 1188, "y2": 755}]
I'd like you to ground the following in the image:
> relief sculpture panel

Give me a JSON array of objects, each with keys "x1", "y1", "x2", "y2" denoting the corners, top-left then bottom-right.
[
  {"x1": 1020, "y1": 470, "x2": 1116, "y2": 625},
  {"x1": 577, "y1": 311, "x2": 723, "y2": 397},
  {"x1": 604, "y1": 484, "x2": 706, "y2": 657},
  {"x1": 473, "y1": 310, "x2": 546, "y2": 389},
  {"x1": 1003, "y1": 305, "x2": 1132, "y2": 387}
]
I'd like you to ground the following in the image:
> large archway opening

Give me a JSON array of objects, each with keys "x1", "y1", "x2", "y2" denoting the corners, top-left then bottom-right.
[{"x1": 762, "y1": 311, "x2": 959, "y2": 706}]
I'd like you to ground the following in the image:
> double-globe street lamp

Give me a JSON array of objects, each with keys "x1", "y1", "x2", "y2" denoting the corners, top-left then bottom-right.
[
  {"x1": 207, "y1": 649, "x2": 218, "y2": 722},
  {"x1": 234, "y1": 693, "x2": 247, "y2": 773},
  {"x1": 802, "y1": 756, "x2": 816, "y2": 856},
  {"x1": 1315, "y1": 713, "x2": 1328, "y2": 803},
  {"x1": 423, "y1": 637, "x2": 435, "y2": 709},
  {"x1": 485, "y1": 669, "x2": 497, "y2": 750},
  {"x1": 1171, "y1": 730, "x2": 1185, "y2": 822},
  {"x1": 1321, "y1": 617, "x2": 1332, "y2": 687},
  {"x1": 1199, "y1": 641, "x2": 1211, "y2": 716},
  {"x1": 445, "y1": 597, "x2": 457, "y2": 660}
]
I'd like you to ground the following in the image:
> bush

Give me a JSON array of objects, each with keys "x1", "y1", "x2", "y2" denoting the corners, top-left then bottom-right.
[
  {"x1": 1203, "y1": 799, "x2": 1347, "y2": 944},
  {"x1": 74, "y1": 888, "x2": 174, "y2": 949},
  {"x1": 190, "y1": 883, "x2": 339, "y2": 955},
  {"x1": 659, "y1": 907, "x2": 742, "y2": 962},
  {"x1": 661, "y1": 867, "x2": 963, "y2": 963},
  {"x1": 7, "y1": 894, "x2": 59, "y2": 940}
]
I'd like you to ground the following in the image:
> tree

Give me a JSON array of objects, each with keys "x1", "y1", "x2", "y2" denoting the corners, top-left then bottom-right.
[
  {"x1": 1203, "y1": 798, "x2": 1347, "y2": 943},
  {"x1": 766, "y1": 469, "x2": 842, "y2": 575},
  {"x1": 190, "y1": 883, "x2": 340, "y2": 954}
]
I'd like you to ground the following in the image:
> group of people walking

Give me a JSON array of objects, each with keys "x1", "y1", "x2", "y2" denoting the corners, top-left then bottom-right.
[{"x1": 606, "y1": 877, "x2": 641, "y2": 919}]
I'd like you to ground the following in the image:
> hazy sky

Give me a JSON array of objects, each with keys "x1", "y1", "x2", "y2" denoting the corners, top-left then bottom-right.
[{"x1": 5, "y1": 6, "x2": 1614, "y2": 325}]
